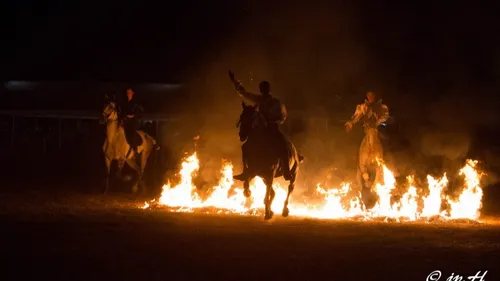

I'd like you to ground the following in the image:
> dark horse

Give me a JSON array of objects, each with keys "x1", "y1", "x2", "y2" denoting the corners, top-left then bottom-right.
[{"x1": 237, "y1": 102, "x2": 304, "y2": 220}]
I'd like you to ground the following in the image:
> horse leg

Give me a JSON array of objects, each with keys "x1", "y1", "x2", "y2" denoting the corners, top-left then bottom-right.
[
  {"x1": 126, "y1": 158, "x2": 142, "y2": 194},
  {"x1": 358, "y1": 135, "x2": 376, "y2": 208},
  {"x1": 243, "y1": 179, "x2": 251, "y2": 198},
  {"x1": 282, "y1": 166, "x2": 296, "y2": 217},
  {"x1": 104, "y1": 156, "x2": 112, "y2": 194},
  {"x1": 358, "y1": 136, "x2": 371, "y2": 189},
  {"x1": 139, "y1": 147, "x2": 152, "y2": 195},
  {"x1": 116, "y1": 159, "x2": 125, "y2": 180},
  {"x1": 372, "y1": 133, "x2": 384, "y2": 186},
  {"x1": 282, "y1": 182, "x2": 294, "y2": 217},
  {"x1": 263, "y1": 174, "x2": 275, "y2": 220},
  {"x1": 241, "y1": 175, "x2": 254, "y2": 209}
]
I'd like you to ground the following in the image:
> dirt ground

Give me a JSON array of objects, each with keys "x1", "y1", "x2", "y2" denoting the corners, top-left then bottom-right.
[{"x1": 2, "y1": 191, "x2": 500, "y2": 281}]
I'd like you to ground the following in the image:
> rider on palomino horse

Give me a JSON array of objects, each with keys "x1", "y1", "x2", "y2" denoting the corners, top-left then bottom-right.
[
  {"x1": 345, "y1": 91, "x2": 389, "y2": 187},
  {"x1": 228, "y1": 71, "x2": 292, "y2": 181},
  {"x1": 120, "y1": 88, "x2": 144, "y2": 158}
]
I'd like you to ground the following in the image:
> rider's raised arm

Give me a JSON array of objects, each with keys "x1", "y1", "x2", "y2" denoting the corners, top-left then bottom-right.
[
  {"x1": 350, "y1": 103, "x2": 365, "y2": 125},
  {"x1": 376, "y1": 104, "x2": 389, "y2": 125},
  {"x1": 233, "y1": 80, "x2": 260, "y2": 106}
]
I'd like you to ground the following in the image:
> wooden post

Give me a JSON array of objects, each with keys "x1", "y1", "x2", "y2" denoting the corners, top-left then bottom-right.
[
  {"x1": 43, "y1": 137, "x2": 47, "y2": 154},
  {"x1": 155, "y1": 120, "x2": 159, "y2": 140},
  {"x1": 58, "y1": 118, "x2": 62, "y2": 148},
  {"x1": 287, "y1": 118, "x2": 291, "y2": 135},
  {"x1": 11, "y1": 115, "x2": 15, "y2": 148},
  {"x1": 34, "y1": 118, "x2": 40, "y2": 153},
  {"x1": 154, "y1": 120, "x2": 160, "y2": 165}
]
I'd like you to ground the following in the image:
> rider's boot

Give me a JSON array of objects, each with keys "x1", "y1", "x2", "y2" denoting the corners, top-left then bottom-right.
[{"x1": 233, "y1": 161, "x2": 247, "y2": 181}]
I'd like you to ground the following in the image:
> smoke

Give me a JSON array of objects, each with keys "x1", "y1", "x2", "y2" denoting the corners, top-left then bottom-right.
[
  {"x1": 166, "y1": 3, "x2": 370, "y2": 188},
  {"x1": 160, "y1": 2, "x2": 500, "y2": 192}
]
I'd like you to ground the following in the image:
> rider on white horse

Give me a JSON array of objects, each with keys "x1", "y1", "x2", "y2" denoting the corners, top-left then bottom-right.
[
  {"x1": 345, "y1": 91, "x2": 389, "y2": 132},
  {"x1": 345, "y1": 91, "x2": 389, "y2": 186},
  {"x1": 121, "y1": 88, "x2": 144, "y2": 158},
  {"x1": 228, "y1": 71, "x2": 291, "y2": 181}
]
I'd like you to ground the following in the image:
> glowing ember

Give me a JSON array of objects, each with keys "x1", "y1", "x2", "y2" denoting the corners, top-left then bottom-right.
[{"x1": 141, "y1": 152, "x2": 485, "y2": 222}]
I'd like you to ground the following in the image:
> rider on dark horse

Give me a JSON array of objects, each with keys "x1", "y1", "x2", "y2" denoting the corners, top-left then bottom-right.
[
  {"x1": 120, "y1": 88, "x2": 144, "y2": 158},
  {"x1": 229, "y1": 71, "x2": 292, "y2": 181}
]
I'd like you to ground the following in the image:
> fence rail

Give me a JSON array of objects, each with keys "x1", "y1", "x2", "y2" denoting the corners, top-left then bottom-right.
[
  {"x1": 0, "y1": 109, "x2": 331, "y2": 153},
  {"x1": 0, "y1": 110, "x2": 183, "y2": 152},
  {"x1": 0, "y1": 110, "x2": 182, "y2": 121}
]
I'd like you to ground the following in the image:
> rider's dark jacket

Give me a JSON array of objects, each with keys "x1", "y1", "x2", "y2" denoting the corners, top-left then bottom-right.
[
  {"x1": 121, "y1": 98, "x2": 143, "y2": 128},
  {"x1": 233, "y1": 80, "x2": 290, "y2": 162},
  {"x1": 120, "y1": 98, "x2": 144, "y2": 147},
  {"x1": 233, "y1": 80, "x2": 287, "y2": 127}
]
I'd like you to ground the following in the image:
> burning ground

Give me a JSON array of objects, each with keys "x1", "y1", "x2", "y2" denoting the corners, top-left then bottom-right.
[{"x1": 142, "y1": 152, "x2": 485, "y2": 223}]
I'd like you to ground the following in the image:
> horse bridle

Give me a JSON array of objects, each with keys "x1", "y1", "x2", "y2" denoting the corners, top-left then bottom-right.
[{"x1": 103, "y1": 103, "x2": 119, "y2": 124}]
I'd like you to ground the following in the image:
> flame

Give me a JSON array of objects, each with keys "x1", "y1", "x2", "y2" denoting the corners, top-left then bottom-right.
[
  {"x1": 142, "y1": 153, "x2": 485, "y2": 222},
  {"x1": 447, "y1": 160, "x2": 484, "y2": 220}
]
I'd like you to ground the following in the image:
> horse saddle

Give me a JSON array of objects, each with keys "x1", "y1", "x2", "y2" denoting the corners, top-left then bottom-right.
[
  {"x1": 125, "y1": 130, "x2": 143, "y2": 147},
  {"x1": 133, "y1": 131, "x2": 143, "y2": 146}
]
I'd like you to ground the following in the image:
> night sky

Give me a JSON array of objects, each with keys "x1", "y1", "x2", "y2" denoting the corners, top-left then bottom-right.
[
  {"x1": 3, "y1": 1, "x2": 500, "y2": 131},
  {"x1": 5, "y1": 2, "x2": 499, "y2": 82},
  {"x1": 4, "y1": 1, "x2": 247, "y2": 82}
]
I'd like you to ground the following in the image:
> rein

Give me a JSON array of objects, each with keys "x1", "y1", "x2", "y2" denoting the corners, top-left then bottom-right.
[{"x1": 103, "y1": 103, "x2": 121, "y2": 125}]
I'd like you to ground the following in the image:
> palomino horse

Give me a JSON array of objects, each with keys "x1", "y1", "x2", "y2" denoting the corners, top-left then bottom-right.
[
  {"x1": 356, "y1": 126, "x2": 384, "y2": 207},
  {"x1": 101, "y1": 95, "x2": 158, "y2": 194},
  {"x1": 238, "y1": 102, "x2": 303, "y2": 220}
]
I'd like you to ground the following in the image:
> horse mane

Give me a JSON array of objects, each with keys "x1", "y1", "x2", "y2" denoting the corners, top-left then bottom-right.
[{"x1": 237, "y1": 102, "x2": 255, "y2": 125}]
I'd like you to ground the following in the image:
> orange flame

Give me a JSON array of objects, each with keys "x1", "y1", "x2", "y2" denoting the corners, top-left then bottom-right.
[{"x1": 142, "y1": 153, "x2": 485, "y2": 222}]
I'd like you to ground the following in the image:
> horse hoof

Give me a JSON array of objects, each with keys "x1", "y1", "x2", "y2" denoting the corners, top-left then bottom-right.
[
  {"x1": 243, "y1": 189, "x2": 251, "y2": 198},
  {"x1": 264, "y1": 212, "x2": 274, "y2": 220},
  {"x1": 282, "y1": 207, "x2": 289, "y2": 217}
]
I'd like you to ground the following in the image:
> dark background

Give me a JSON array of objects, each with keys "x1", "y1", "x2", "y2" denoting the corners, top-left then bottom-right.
[{"x1": 1, "y1": 1, "x2": 500, "y2": 212}]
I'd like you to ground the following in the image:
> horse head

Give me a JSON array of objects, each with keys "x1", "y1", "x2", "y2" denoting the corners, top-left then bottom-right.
[
  {"x1": 103, "y1": 94, "x2": 119, "y2": 123},
  {"x1": 237, "y1": 102, "x2": 261, "y2": 142}
]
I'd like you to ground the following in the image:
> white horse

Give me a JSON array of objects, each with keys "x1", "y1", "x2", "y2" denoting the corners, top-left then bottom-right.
[
  {"x1": 357, "y1": 127, "x2": 384, "y2": 190},
  {"x1": 346, "y1": 97, "x2": 389, "y2": 208},
  {"x1": 101, "y1": 95, "x2": 159, "y2": 194}
]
